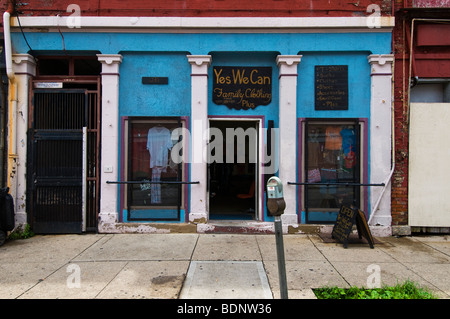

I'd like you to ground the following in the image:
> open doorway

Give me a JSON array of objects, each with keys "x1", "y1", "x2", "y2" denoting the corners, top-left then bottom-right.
[{"x1": 208, "y1": 120, "x2": 259, "y2": 220}]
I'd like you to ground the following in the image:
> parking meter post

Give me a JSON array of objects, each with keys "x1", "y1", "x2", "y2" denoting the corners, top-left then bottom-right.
[
  {"x1": 274, "y1": 216, "x2": 288, "y2": 299},
  {"x1": 266, "y1": 177, "x2": 288, "y2": 299}
]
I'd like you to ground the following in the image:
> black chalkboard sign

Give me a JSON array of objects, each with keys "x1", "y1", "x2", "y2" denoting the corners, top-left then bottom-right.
[
  {"x1": 315, "y1": 65, "x2": 348, "y2": 110},
  {"x1": 332, "y1": 205, "x2": 356, "y2": 248},
  {"x1": 142, "y1": 77, "x2": 169, "y2": 85},
  {"x1": 355, "y1": 209, "x2": 374, "y2": 249},
  {"x1": 332, "y1": 205, "x2": 375, "y2": 249},
  {"x1": 213, "y1": 66, "x2": 272, "y2": 110}
]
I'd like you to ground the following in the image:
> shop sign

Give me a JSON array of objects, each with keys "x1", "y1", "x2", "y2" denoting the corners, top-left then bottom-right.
[
  {"x1": 34, "y1": 82, "x2": 63, "y2": 89},
  {"x1": 315, "y1": 65, "x2": 348, "y2": 110},
  {"x1": 213, "y1": 66, "x2": 272, "y2": 110},
  {"x1": 332, "y1": 205, "x2": 374, "y2": 249}
]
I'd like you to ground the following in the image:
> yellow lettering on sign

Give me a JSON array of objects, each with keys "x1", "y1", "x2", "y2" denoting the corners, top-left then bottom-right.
[
  {"x1": 232, "y1": 68, "x2": 248, "y2": 84},
  {"x1": 214, "y1": 68, "x2": 231, "y2": 85},
  {"x1": 250, "y1": 69, "x2": 271, "y2": 85}
]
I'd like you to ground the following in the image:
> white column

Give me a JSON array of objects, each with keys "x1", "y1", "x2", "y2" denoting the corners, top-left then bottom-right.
[
  {"x1": 187, "y1": 55, "x2": 211, "y2": 223},
  {"x1": 11, "y1": 54, "x2": 36, "y2": 226},
  {"x1": 368, "y1": 54, "x2": 394, "y2": 226},
  {"x1": 277, "y1": 55, "x2": 302, "y2": 225},
  {"x1": 97, "y1": 54, "x2": 123, "y2": 231}
]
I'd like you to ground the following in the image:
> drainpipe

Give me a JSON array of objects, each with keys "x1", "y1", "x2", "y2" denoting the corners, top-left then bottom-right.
[
  {"x1": 4, "y1": 2, "x2": 14, "y2": 81},
  {"x1": 3, "y1": 2, "x2": 19, "y2": 200}
]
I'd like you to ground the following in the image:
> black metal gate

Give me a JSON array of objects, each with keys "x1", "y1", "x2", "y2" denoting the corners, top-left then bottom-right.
[{"x1": 28, "y1": 89, "x2": 98, "y2": 233}]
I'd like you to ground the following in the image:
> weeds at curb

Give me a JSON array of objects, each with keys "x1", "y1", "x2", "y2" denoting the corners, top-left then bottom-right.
[{"x1": 314, "y1": 280, "x2": 437, "y2": 299}]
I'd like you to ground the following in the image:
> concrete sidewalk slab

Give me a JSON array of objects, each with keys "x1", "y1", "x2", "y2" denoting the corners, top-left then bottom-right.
[
  {"x1": 0, "y1": 234, "x2": 101, "y2": 264},
  {"x1": 332, "y1": 261, "x2": 430, "y2": 288},
  {"x1": 313, "y1": 243, "x2": 398, "y2": 263},
  {"x1": 96, "y1": 261, "x2": 190, "y2": 299},
  {"x1": 180, "y1": 261, "x2": 272, "y2": 299},
  {"x1": 264, "y1": 260, "x2": 349, "y2": 290},
  {"x1": 19, "y1": 261, "x2": 128, "y2": 299},
  {"x1": 257, "y1": 235, "x2": 326, "y2": 261},
  {"x1": 192, "y1": 234, "x2": 261, "y2": 261},
  {"x1": 406, "y1": 262, "x2": 450, "y2": 297},
  {"x1": 380, "y1": 236, "x2": 450, "y2": 263},
  {"x1": 0, "y1": 262, "x2": 62, "y2": 298},
  {"x1": 73, "y1": 233, "x2": 198, "y2": 261}
]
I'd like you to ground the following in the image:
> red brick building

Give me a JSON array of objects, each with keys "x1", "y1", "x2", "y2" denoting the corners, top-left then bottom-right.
[
  {"x1": 392, "y1": 0, "x2": 450, "y2": 233},
  {"x1": 2, "y1": 0, "x2": 392, "y2": 18}
]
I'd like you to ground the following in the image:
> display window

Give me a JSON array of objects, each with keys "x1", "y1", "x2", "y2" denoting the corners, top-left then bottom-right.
[
  {"x1": 122, "y1": 117, "x2": 185, "y2": 221},
  {"x1": 303, "y1": 119, "x2": 363, "y2": 223}
]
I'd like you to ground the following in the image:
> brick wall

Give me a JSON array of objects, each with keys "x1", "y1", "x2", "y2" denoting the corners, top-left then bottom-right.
[
  {"x1": 391, "y1": 2, "x2": 411, "y2": 226},
  {"x1": 392, "y1": 8, "x2": 408, "y2": 225},
  {"x1": 2, "y1": 0, "x2": 392, "y2": 18}
]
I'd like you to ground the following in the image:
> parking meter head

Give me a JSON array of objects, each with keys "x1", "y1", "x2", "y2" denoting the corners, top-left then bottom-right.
[
  {"x1": 266, "y1": 177, "x2": 285, "y2": 216},
  {"x1": 267, "y1": 176, "x2": 283, "y2": 199}
]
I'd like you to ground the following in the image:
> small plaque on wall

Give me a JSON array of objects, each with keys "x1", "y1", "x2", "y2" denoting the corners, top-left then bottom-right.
[
  {"x1": 315, "y1": 65, "x2": 348, "y2": 110},
  {"x1": 142, "y1": 77, "x2": 169, "y2": 85}
]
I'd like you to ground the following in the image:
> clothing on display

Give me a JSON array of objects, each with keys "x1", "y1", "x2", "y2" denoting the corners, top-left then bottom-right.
[
  {"x1": 150, "y1": 166, "x2": 163, "y2": 204},
  {"x1": 340, "y1": 128, "x2": 356, "y2": 168},
  {"x1": 147, "y1": 126, "x2": 173, "y2": 169},
  {"x1": 340, "y1": 128, "x2": 355, "y2": 154},
  {"x1": 324, "y1": 126, "x2": 342, "y2": 150},
  {"x1": 147, "y1": 126, "x2": 174, "y2": 204}
]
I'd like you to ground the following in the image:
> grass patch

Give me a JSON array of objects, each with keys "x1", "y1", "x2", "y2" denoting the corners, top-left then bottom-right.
[
  {"x1": 8, "y1": 224, "x2": 35, "y2": 240},
  {"x1": 314, "y1": 280, "x2": 437, "y2": 299}
]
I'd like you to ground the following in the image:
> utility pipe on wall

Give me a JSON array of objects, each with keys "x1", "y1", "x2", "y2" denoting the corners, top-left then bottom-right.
[{"x1": 3, "y1": 3, "x2": 19, "y2": 206}]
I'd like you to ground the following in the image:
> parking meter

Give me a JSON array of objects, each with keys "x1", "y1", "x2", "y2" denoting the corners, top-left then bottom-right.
[
  {"x1": 266, "y1": 176, "x2": 288, "y2": 299},
  {"x1": 266, "y1": 176, "x2": 286, "y2": 216}
]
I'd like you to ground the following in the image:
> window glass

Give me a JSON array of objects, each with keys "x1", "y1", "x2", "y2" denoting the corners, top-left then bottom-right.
[
  {"x1": 126, "y1": 119, "x2": 183, "y2": 221},
  {"x1": 305, "y1": 122, "x2": 360, "y2": 218}
]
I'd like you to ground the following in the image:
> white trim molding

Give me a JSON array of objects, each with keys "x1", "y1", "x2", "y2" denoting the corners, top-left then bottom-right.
[{"x1": 11, "y1": 16, "x2": 395, "y2": 33}]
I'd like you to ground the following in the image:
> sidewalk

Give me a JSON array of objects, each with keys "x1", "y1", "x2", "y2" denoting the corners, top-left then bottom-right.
[{"x1": 0, "y1": 233, "x2": 449, "y2": 299}]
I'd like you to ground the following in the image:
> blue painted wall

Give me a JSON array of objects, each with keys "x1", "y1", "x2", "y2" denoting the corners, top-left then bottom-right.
[
  {"x1": 297, "y1": 51, "x2": 371, "y2": 118},
  {"x1": 119, "y1": 52, "x2": 191, "y2": 117},
  {"x1": 12, "y1": 30, "x2": 391, "y2": 223},
  {"x1": 12, "y1": 32, "x2": 391, "y2": 56}
]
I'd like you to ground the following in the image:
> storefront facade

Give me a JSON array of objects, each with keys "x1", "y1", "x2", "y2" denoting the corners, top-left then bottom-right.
[{"x1": 6, "y1": 16, "x2": 394, "y2": 234}]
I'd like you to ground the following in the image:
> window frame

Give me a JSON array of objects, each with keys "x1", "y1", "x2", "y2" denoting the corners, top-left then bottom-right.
[
  {"x1": 298, "y1": 118, "x2": 368, "y2": 224},
  {"x1": 120, "y1": 116, "x2": 187, "y2": 222}
]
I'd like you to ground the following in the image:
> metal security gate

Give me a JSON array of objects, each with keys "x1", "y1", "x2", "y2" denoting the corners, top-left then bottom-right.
[{"x1": 28, "y1": 88, "x2": 100, "y2": 233}]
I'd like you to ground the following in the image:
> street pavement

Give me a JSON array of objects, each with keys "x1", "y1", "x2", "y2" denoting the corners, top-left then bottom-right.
[{"x1": 0, "y1": 232, "x2": 449, "y2": 299}]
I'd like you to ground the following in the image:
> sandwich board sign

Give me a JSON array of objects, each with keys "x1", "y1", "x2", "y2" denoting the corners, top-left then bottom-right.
[{"x1": 331, "y1": 205, "x2": 374, "y2": 249}]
